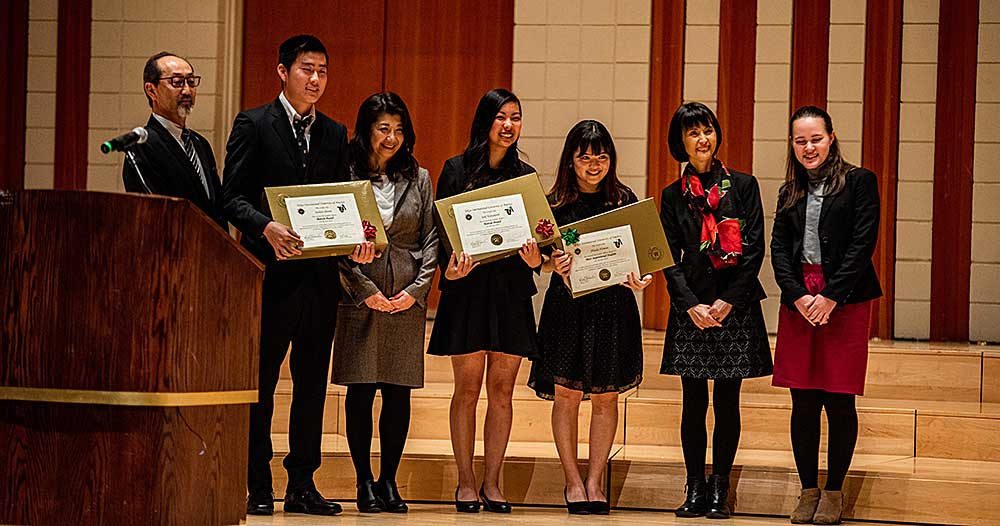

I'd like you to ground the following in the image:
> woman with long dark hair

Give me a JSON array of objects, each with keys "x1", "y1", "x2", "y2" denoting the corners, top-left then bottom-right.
[
  {"x1": 333, "y1": 92, "x2": 438, "y2": 513},
  {"x1": 427, "y1": 88, "x2": 541, "y2": 514},
  {"x1": 771, "y1": 105, "x2": 881, "y2": 525},
  {"x1": 659, "y1": 102, "x2": 772, "y2": 519},
  {"x1": 530, "y1": 120, "x2": 650, "y2": 515}
]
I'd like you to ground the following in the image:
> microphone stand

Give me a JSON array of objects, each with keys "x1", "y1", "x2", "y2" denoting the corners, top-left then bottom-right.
[{"x1": 124, "y1": 148, "x2": 153, "y2": 194}]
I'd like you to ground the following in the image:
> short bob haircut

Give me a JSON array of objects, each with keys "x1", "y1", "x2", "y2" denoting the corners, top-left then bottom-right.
[{"x1": 666, "y1": 102, "x2": 723, "y2": 163}]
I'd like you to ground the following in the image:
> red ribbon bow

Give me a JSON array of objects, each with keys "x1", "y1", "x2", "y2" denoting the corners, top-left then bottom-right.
[
  {"x1": 535, "y1": 218, "x2": 555, "y2": 238},
  {"x1": 361, "y1": 220, "x2": 377, "y2": 240}
]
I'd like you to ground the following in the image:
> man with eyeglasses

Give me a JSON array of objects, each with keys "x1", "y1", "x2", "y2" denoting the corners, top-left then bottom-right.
[{"x1": 121, "y1": 51, "x2": 227, "y2": 230}]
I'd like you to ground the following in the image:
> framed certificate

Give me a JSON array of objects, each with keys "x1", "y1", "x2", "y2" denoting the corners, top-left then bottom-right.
[
  {"x1": 265, "y1": 181, "x2": 388, "y2": 259},
  {"x1": 566, "y1": 224, "x2": 641, "y2": 294},
  {"x1": 557, "y1": 198, "x2": 674, "y2": 298},
  {"x1": 434, "y1": 173, "x2": 559, "y2": 264},
  {"x1": 452, "y1": 194, "x2": 532, "y2": 255}
]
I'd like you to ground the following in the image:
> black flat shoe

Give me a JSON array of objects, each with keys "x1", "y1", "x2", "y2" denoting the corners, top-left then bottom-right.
[
  {"x1": 246, "y1": 491, "x2": 274, "y2": 516},
  {"x1": 376, "y1": 479, "x2": 408, "y2": 513},
  {"x1": 675, "y1": 476, "x2": 708, "y2": 518},
  {"x1": 564, "y1": 488, "x2": 590, "y2": 515},
  {"x1": 479, "y1": 485, "x2": 512, "y2": 513},
  {"x1": 705, "y1": 473, "x2": 732, "y2": 519},
  {"x1": 356, "y1": 479, "x2": 383, "y2": 513},
  {"x1": 283, "y1": 488, "x2": 342, "y2": 516},
  {"x1": 455, "y1": 487, "x2": 480, "y2": 513}
]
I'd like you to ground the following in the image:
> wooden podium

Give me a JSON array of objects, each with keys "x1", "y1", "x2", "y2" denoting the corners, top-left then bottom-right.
[{"x1": 0, "y1": 190, "x2": 264, "y2": 526}]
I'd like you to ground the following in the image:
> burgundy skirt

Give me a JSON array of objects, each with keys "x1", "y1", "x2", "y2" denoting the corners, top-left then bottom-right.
[{"x1": 772, "y1": 264, "x2": 871, "y2": 395}]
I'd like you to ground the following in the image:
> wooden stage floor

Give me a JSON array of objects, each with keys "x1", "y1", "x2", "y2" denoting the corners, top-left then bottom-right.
[{"x1": 246, "y1": 503, "x2": 918, "y2": 525}]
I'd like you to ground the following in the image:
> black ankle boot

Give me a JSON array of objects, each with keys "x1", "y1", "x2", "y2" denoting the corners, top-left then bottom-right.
[
  {"x1": 705, "y1": 473, "x2": 731, "y2": 519},
  {"x1": 356, "y1": 479, "x2": 383, "y2": 513},
  {"x1": 675, "y1": 476, "x2": 707, "y2": 517}
]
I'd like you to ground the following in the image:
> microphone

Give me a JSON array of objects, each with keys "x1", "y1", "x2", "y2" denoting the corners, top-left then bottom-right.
[{"x1": 100, "y1": 127, "x2": 148, "y2": 153}]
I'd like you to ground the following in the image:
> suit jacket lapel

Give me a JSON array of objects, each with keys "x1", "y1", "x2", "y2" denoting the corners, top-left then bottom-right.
[
  {"x1": 269, "y1": 100, "x2": 300, "y2": 171},
  {"x1": 795, "y1": 195, "x2": 807, "y2": 233},
  {"x1": 147, "y1": 115, "x2": 207, "y2": 199},
  {"x1": 392, "y1": 177, "x2": 411, "y2": 216}
]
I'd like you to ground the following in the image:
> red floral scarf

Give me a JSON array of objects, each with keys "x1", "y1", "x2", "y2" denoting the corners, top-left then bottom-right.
[{"x1": 681, "y1": 160, "x2": 742, "y2": 269}]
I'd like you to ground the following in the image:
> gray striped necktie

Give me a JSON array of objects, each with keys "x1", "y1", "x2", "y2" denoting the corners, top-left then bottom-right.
[{"x1": 181, "y1": 128, "x2": 211, "y2": 197}]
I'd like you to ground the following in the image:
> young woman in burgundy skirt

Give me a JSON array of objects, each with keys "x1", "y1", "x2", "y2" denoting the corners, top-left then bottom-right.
[{"x1": 771, "y1": 106, "x2": 883, "y2": 525}]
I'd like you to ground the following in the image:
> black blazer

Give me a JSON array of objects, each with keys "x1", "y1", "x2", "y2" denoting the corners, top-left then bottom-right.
[
  {"x1": 434, "y1": 155, "x2": 538, "y2": 298},
  {"x1": 659, "y1": 169, "x2": 767, "y2": 311},
  {"x1": 122, "y1": 115, "x2": 227, "y2": 230},
  {"x1": 770, "y1": 167, "x2": 883, "y2": 306},
  {"x1": 221, "y1": 98, "x2": 350, "y2": 300}
]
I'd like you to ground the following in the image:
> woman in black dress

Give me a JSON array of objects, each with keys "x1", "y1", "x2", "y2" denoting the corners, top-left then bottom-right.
[
  {"x1": 659, "y1": 102, "x2": 772, "y2": 519},
  {"x1": 426, "y1": 88, "x2": 541, "y2": 514},
  {"x1": 529, "y1": 120, "x2": 651, "y2": 515}
]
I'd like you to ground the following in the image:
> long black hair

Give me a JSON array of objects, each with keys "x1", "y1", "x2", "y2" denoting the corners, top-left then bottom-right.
[
  {"x1": 547, "y1": 120, "x2": 630, "y2": 209},
  {"x1": 461, "y1": 88, "x2": 523, "y2": 189},
  {"x1": 349, "y1": 92, "x2": 418, "y2": 182},
  {"x1": 778, "y1": 105, "x2": 854, "y2": 212}
]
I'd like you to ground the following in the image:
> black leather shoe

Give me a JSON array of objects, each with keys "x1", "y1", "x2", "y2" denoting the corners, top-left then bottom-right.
[
  {"x1": 479, "y1": 485, "x2": 511, "y2": 513},
  {"x1": 356, "y1": 479, "x2": 383, "y2": 513},
  {"x1": 564, "y1": 488, "x2": 589, "y2": 515},
  {"x1": 246, "y1": 491, "x2": 274, "y2": 516},
  {"x1": 376, "y1": 479, "x2": 408, "y2": 513},
  {"x1": 283, "y1": 488, "x2": 343, "y2": 516},
  {"x1": 705, "y1": 473, "x2": 732, "y2": 519},
  {"x1": 455, "y1": 487, "x2": 480, "y2": 513},
  {"x1": 675, "y1": 476, "x2": 708, "y2": 517}
]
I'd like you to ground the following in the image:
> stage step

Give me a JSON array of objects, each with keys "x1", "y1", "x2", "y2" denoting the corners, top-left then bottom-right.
[
  {"x1": 273, "y1": 380, "x2": 1000, "y2": 462},
  {"x1": 268, "y1": 434, "x2": 1000, "y2": 525},
  {"x1": 280, "y1": 328, "x2": 997, "y2": 405},
  {"x1": 273, "y1": 381, "x2": 629, "y2": 444}
]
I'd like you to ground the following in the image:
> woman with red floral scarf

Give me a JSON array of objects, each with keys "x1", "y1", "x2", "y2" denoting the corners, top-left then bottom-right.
[{"x1": 658, "y1": 102, "x2": 772, "y2": 519}]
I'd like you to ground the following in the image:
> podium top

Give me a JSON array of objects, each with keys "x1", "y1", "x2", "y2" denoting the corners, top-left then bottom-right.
[{"x1": 0, "y1": 190, "x2": 263, "y2": 404}]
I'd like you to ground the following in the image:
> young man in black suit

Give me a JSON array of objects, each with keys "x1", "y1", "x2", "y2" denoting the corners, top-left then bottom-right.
[
  {"x1": 222, "y1": 35, "x2": 375, "y2": 516},
  {"x1": 122, "y1": 52, "x2": 227, "y2": 229}
]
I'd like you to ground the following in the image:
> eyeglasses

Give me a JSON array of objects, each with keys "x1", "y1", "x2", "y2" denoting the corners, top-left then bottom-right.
[{"x1": 158, "y1": 76, "x2": 201, "y2": 88}]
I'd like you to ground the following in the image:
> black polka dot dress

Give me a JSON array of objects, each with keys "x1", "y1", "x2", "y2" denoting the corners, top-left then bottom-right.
[{"x1": 528, "y1": 190, "x2": 643, "y2": 400}]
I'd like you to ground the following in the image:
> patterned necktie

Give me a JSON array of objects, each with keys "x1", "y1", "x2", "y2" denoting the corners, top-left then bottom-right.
[
  {"x1": 293, "y1": 115, "x2": 313, "y2": 171},
  {"x1": 180, "y1": 128, "x2": 211, "y2": 197}
]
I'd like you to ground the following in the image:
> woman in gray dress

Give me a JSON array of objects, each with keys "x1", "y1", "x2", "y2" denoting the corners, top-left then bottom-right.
[{"x1": 332, "y1": 92, "x2": 438, "y2": 514}]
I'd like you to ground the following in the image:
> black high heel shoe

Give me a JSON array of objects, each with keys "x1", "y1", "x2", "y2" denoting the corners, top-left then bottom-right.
[
  {"x1": 564, "y1": 487, "x2": 590, "y2": 515},
  {"x1": 479, "y1": 485, "x2": 512, "y2": 513},
  {"x1": 454, "y1": 487, "x2": 480, "y2": 513},
  {"x1": 356, "y1": 479, "x2": 383, "y2": 513},
  {"x1": 589, "y1": 499, "x2": 610, "y2": 515}
]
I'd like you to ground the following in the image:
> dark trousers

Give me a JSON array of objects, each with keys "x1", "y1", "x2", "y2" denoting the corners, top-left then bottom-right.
[{"x1": 248, "y1": 271, "x2": 338, "y2": 494}]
